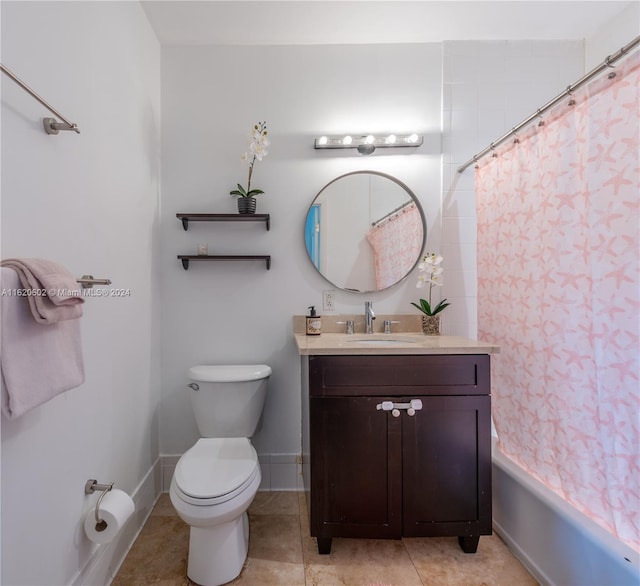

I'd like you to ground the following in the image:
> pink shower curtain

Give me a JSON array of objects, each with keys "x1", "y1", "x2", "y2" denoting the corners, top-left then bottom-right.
[
  {"x1": 476, "y1": 52, "x2": 639, "y2": 550},
  {"x1": 367, "y1": 203, "x2": 422, "y2": 289}
]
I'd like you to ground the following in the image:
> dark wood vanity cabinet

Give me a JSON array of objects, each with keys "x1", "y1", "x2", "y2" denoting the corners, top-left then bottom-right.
[{"x1": 305, "y1": 354, "x2": 492, "y2": 554}]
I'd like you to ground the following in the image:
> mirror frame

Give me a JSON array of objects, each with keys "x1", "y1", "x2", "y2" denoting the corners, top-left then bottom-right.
[{"x1": 304, "y1": 170, "x2": 427, "y2": 293}]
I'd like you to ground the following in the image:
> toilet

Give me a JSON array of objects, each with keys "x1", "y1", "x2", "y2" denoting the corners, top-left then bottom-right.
[{"x1": 169, "y1": 364, "x2": 271, "y2": 586}]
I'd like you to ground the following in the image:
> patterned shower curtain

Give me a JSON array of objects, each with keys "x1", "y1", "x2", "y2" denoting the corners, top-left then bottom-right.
[
  {"x1": 476, "y1": 52, "x2": 639, "y2": 550},
  {"x1": 366, "y1": 203, "x2": 423, "y2": 290}
]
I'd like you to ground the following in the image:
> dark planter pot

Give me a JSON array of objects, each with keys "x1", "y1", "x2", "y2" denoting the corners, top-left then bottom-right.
[{"x1": 237, "y1": 198, "x2": 257, "y2": 214}]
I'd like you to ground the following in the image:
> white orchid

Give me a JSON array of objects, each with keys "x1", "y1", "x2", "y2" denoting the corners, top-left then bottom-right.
[
  {"x1": 231, "y1": 121, "x2": 269, "y2": 198},
  {"x1": 411, "y1": 253, "x2": 450, "y2": 316}
]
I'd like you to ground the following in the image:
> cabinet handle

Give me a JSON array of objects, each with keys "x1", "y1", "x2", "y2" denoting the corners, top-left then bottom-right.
[{"x1": 376, "y1": 399, "x2": 423, "y2": 416}]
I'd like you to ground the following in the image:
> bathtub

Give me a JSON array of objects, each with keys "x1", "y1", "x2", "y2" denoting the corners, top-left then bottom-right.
[{"x1": 492, "y1": 448, "x2": 639, "y2": 586}]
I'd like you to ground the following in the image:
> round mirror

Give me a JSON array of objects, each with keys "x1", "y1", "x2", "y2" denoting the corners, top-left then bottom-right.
[{"x1": 304, "y1": 171, "x2": 426, "y2": 292}]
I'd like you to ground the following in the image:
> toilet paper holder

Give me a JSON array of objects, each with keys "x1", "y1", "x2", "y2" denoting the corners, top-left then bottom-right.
[{"x1": 85, "y1": 479, "x2": 114, "y2": 528}]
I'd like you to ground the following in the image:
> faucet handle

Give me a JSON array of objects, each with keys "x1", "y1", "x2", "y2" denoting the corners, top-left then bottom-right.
[
  {"x1": 384, "y1": 320, "x2": 400, "y2": 334},
  {"x1": 337, "y1": 320, "x2": 355, "y2": 334}
]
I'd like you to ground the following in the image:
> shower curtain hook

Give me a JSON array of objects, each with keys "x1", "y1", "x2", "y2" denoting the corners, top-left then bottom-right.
[
  {"x1": 536, "y1": 109, "x2": 545, "y2": 127},
  {"x1": 604, "y1": 55, "x2": 618, "y2": 79},
  {"x1": 566, "y1": 85, "x2": 576, "y2": 107},
  {"x1": 490, "y1": 143, "x2": 498, "y2": 158},
  {"x1": 512, "y1": 127, "x2": 520, "y2": 144}
]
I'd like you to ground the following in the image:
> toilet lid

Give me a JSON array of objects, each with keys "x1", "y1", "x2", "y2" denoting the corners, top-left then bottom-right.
[
  {"x1": 175, "y1": 438, "x2": 258, "y2": 499},
  {"x1": 189, "y1": 364, "x2": 271, "y2": 383}
]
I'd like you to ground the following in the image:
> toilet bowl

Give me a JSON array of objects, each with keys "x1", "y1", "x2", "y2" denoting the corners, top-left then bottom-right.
[{"x1": 170, "y1": 365, "x2": 270, "y2": 586}]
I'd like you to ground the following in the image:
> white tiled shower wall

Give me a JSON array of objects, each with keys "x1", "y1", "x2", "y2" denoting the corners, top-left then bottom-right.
[{"x1": 441, "y1": 41, "x2": 584, "y2": 338}]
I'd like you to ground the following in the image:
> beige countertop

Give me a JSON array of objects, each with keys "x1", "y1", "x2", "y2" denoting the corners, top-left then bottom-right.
[{"x1": 294, "y1": 333, "x2": 500, "y2": 355}]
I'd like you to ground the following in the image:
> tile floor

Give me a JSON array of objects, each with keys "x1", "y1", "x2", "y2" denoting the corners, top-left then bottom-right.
[{"x1": 113, "y1": 492, "x2": 538, "y2": 586}]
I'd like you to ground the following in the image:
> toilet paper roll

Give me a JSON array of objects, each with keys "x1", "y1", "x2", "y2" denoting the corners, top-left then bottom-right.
[{"x1": 84, "y1": 488, "x2": 135, "y2": 544}]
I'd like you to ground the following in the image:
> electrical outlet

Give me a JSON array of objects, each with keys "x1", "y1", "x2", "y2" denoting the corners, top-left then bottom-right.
[{"x1": 322, "y1": 290, "x2": 336, "y2": 312}]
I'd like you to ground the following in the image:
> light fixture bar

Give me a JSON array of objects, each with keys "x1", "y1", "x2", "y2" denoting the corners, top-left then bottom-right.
[{"x1": 314, "y1": 133, "x2": 423, "y2": 151}]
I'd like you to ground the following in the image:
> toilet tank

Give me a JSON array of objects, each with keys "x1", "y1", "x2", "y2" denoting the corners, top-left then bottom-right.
[{"x1": 187, "y1": 365, "x2": 271, "y2": 438}]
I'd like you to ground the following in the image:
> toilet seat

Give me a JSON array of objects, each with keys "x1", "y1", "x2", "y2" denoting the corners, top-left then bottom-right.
[{"x1": 174, "y1": 438, "x2": 259, "y2": 506}]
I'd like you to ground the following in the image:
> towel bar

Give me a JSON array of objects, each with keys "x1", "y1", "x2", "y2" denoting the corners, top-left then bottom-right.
[
  {"x1": 76, "y1": 275, "x2": 112, "y2": 289},
  {"x1": 0, "y1": 63, "x2": 80, "y2": 134}
]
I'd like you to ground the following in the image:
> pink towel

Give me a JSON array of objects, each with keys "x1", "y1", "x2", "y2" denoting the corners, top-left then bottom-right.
[
  {"x1": 0, "y1": 258, "x2": 84, "y2": 324},
  {"x1": 0, "y1": 267, "x2": 85, "y2": 419}
]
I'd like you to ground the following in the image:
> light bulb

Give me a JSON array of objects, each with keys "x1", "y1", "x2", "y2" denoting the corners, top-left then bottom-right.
[{"x1": 342, "y1": 135, "x2": 352, "y2": 145}]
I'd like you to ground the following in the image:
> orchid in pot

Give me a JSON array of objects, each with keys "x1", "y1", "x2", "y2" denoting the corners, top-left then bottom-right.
[
  {"x1": 411, "y1": 253, "x2": 450, "y2": 335},
  {"x1": 230, "y1": 121, "x2": 270, "y2": 213}
]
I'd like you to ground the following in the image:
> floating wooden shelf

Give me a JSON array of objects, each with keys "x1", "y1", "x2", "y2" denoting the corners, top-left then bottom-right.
[
  {"x1": 177, "y1": 255, "x2": 271, "y2": 270},
  {"x1": 176, "y1": 213, "x2": 270, "y2": 231}
]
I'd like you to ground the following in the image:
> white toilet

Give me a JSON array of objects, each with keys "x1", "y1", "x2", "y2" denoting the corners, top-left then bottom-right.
[{"x1": 169, "y1": 364, "x2": 271, "y2": 586}]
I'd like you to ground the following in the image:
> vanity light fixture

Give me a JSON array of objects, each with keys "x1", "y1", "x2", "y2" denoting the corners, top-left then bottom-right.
[{"x1": 314, "y1": 133, "x2": 423, "y2": 155}]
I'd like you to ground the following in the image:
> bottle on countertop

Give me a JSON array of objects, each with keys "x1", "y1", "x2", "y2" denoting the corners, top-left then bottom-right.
[{"x1": 306, "y1": 306, "x2": 322, "y2": 335}]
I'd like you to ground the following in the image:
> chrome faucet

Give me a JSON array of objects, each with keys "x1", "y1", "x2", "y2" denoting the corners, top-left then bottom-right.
[{"x1": 365, "y1": 301, "x2": 376, "y2": 334}]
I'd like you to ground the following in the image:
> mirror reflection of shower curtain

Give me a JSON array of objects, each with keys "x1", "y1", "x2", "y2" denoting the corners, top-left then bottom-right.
[
  {"x1": 476, "y1": 52, "x2": 639, "y2": 551},
  {"x1": 366, "y1": 203, "x2": 422, "y2": 289},
  {"x1": 305, "y1": 204, "x2": 321, "y2": 269}
]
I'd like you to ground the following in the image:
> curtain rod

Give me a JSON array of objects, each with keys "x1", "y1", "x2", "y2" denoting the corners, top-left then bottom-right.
[
  {"x1": 371, "y1": 200, "x2": 414, "y2": 226},
  {"x1": 0, "y1": 63, "x2": 80, "y2": 134},
  {"x1": 457, "y1": 35, "x2": 640, "y2": 174}
]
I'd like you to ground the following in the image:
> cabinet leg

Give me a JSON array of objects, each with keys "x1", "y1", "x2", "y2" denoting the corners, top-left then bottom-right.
[
  {"x1": 317, "y1": 537, "x2": 332, "y2": 554},
  {"x1": 458, "y1": 535, "x2": 480, "y2": 553}
]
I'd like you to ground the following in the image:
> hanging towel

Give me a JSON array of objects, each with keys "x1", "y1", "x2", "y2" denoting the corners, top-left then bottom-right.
[
  {"x1": 0, "y1": 267, "x2": 85, "y2": 419},
  {"x1": 0, "y1": 258, "x2": 84, "y2": 324}
]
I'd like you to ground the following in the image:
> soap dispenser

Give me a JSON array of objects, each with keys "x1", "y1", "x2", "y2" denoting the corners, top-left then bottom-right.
[{"x1": 306, "y1": 306, "x2": 322, "y2": 335}]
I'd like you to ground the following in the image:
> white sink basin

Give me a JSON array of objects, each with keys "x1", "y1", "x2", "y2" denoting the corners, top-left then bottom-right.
[{"x1": 346, "y1": 337, "x2": 416, "y2": 345}]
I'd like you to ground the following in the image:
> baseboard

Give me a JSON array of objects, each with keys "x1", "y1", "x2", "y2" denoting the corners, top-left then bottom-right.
[
  {"x1": 493, "y1": 518, "x2": 550, "y2": 586},
  {"x1": 161, "y1": 452, "x2": 303, "y2": 492},
  {"x1": 71, "y1": 458, "x2": 162, "y2": 586}
]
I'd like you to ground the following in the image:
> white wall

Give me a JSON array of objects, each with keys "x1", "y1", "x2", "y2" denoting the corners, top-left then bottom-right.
[
  {"x1": 586, "y1": 1, "x2": 640, "y2": 69},
  {"x1": 0, "y1": 2, "x2": 161, "y2": 585},
  {"x1": 159, "y1": 44, "x2": 443, "y2": 486}
]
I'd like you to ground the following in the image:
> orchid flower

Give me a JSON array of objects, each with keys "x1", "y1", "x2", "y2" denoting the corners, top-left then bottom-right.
[
  {"x1": 411, "y1": 253, "x2": 450, "y2": 316},
  {"x1": 231, "y1": 121, "x2": 269, "y2": 198}
]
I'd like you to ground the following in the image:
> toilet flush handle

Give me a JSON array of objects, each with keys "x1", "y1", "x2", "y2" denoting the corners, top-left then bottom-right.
[{"x1": 187, "y1": 383, "x2": 199, "y2": 391}]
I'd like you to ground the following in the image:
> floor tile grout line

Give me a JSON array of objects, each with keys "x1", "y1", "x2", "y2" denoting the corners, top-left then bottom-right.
[{"x1": 402, "y1": 539, "x2": 426, "y2": 586}]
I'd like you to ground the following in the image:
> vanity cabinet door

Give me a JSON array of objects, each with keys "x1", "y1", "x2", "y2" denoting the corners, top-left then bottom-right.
[
  {"x1": 402, "y1": 394, "x2": 492, "y2": 547},
  {"x1": 309, "y1": 396, "x2": 402, "y2": 543}
]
